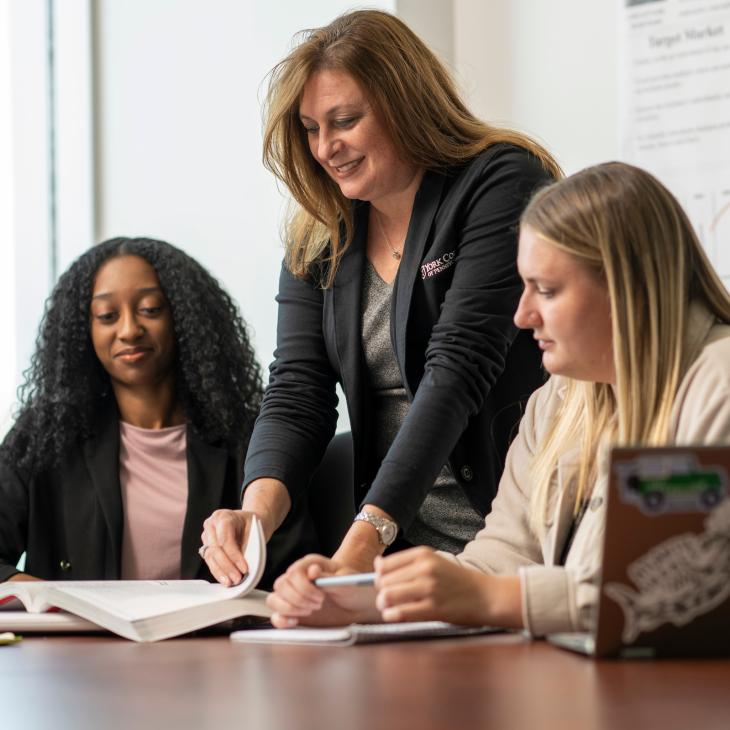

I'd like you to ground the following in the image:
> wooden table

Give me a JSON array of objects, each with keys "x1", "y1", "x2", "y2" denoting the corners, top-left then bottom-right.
[{"x1": 1, "y1": 633, "x2": 728, "y2": 730}]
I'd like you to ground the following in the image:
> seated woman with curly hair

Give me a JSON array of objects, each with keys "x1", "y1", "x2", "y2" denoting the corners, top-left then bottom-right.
[{"x1": 0, "y1": 237, "x2": 313, "y2": 587}]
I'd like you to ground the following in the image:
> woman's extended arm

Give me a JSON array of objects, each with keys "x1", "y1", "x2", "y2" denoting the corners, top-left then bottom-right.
[
  {"x1": 202, "y1": 263, "x2": 341, "y2": 584},
  {"x1": 243, "y1": 264, "x2": 341, "y2": 499}
]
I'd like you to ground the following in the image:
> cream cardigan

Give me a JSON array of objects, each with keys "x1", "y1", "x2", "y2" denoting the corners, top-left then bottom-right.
[{"x1": 449, "y1": 306, "x2": 730, "y2": 636}]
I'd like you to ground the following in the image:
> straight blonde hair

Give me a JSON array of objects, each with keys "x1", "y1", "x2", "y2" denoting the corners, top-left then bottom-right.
[
  {"x1": 262, "y1": 9, "x2": 562, "y2": 287},
  {"x1": 521, "y1": 162, "x2": 730, "y2": 535}
]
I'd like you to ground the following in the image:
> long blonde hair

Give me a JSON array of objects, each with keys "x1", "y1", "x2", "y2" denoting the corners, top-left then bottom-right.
[
  {"x1": 262, "y1": 9, "x2": 562, "y2": 287},
  {"x1": 521, "y1": 162, "x2": 730, "y2": 535}
]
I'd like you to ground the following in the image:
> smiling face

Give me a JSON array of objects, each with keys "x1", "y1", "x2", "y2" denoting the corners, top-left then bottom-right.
[
  {"x1": 514, "y1": 225, "x2": 615, "y2": 384},
  {"x1": 298, "y1": 68, "x2": 421, "y2": 207},
  {"x1": 90, "y1": 255, "x2": 176, "y2": 390}
]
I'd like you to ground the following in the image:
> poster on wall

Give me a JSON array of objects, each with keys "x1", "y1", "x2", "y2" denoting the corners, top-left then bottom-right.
[{"x1": 619, "y1": 0, "x2": 730, "y2": 288}]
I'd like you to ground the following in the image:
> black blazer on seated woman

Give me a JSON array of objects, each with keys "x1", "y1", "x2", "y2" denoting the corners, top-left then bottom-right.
[
  {"x1": 244, "y1": 144, "x2": 551, "y2": 531},
  {"x1": 0, "y1": 403, "x2": 317, "y2": 587}
]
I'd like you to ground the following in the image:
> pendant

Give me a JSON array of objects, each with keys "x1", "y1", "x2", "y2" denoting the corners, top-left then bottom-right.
[{"x1": 392, "y1": 250, "x2": 402, "y2": 260}]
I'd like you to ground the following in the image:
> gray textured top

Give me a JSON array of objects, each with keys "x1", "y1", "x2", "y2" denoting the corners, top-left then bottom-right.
[{"x1": 361, "y1": 259, "x2": 484, "y2": 553}]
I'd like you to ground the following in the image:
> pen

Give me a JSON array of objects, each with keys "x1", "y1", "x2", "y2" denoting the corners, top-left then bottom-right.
[{"x1": 314, "y1": 572, "x2": 377, "y2": 588}]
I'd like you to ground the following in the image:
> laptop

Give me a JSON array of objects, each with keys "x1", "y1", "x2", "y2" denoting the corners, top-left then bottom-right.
[{"x1": 549, "y1": 445, "x2": 730, "y2": 658}]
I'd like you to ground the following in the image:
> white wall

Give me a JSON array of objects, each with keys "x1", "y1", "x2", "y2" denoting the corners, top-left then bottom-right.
[
  {"x1": 399, "y1": 0, "x2": 620, "y2": 173},
  {"x1": 397, "y1": 0, "x2": 453, "y2": 64},
  {"x1": 1, "y1": 0, "x2": 55, "y2": 437},
  {"x1": 95, "y1": 0, "x2": 393, "y2": 378},
  {"x1": 0, "y1": 0, "x2": 16, "y2": 436},
  {"x1": 1, "y1": 0, "x2": 97, "y2": 438},
  {"x1": 54, "y1": 0, "x2": 95, "y2": 274},
  {"x1": 453, "y1": 0, "x2": 620, "y2": 174},
  {"x1": 2, "y1": 0, "x2": 621, "y2": 438}
]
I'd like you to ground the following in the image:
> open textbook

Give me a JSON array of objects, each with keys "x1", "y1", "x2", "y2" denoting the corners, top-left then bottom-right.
[
  {"x1": 231, "y1": 621, "x2": 500, "y2": 646},
  {"x1": 0, "y1": 517, "x2": 270, "y2": 642}
]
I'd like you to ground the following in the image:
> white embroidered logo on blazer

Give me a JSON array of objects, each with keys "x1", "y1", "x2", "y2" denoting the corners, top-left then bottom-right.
[{"x1": 421, "y1": 251, "x2": 455, "y2": 280}]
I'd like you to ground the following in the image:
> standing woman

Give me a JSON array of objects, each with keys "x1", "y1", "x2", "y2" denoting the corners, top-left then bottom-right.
[
  {"x1": 202, "y1": 10, "x2": 561, "y2": 585},
  {"x1": 0, "y1": 237, "x2": 308, "y2": 587}
]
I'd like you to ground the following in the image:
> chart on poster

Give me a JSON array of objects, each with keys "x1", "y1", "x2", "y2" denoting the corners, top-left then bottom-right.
[{"x1": 619, "y1": 0, "x2": 730, "y2": 287}]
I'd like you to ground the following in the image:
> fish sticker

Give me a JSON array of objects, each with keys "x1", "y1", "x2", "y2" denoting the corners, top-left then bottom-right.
[{"x1": 604, "y1": 499, "x2": 730, "y2": 643}]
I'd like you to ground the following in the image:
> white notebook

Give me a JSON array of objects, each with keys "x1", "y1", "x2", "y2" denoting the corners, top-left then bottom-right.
[{"x1": 230, "y1": 621, "x2": 500, "y2": 646}]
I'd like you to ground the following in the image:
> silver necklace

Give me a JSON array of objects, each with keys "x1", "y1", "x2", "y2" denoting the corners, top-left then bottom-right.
[{"x1": 374, "y1": 210, "x2": 402, "y2": 260}]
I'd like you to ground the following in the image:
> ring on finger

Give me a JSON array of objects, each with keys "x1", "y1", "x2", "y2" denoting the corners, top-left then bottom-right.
[{"x1": 198, "y1": 544, "x2": 210, "y2": 559}]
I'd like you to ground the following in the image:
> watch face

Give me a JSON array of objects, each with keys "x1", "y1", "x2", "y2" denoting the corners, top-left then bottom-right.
[{"x1": 380, "y1": 522, "x2": 397, "y2": 545}]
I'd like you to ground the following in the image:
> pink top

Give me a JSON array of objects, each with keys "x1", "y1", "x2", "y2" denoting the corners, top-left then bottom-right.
[{"x1": 119, "y1": 421, "x2": 189, "y2": 580}]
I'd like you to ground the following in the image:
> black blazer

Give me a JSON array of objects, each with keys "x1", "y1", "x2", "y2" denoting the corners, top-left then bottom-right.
[
  {"x1": 245, "y1": 145, "x2": 551, "y2": 530},
  {"x1": 0, "y1": 405, "x2": 315, "y2": 587}
]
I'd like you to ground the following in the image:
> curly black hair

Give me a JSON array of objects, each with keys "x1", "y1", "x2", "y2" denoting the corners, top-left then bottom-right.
[{"x1": 1, "y1": 237, "x2": 263, "y2": 475}]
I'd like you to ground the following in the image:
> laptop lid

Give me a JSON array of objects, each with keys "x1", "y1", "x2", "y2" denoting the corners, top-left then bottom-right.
[{"x1": 594, "y1": 445, "x2": 730, "y2": 658}]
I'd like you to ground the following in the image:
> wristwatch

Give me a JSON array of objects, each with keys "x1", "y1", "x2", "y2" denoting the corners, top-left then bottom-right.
[{"x1": 353, "y1": 510, "x2": 398, "y2": 546}]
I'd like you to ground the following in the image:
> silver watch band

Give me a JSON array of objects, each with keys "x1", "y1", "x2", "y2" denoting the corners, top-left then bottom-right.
[{"x1": 353, "y1": 510, "x2": 398, "y2": 546}]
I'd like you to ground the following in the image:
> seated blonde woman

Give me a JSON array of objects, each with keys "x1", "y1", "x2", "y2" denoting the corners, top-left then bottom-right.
[{"x1": 265, "y1": 161, "x2": 730, "y2": 634}]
